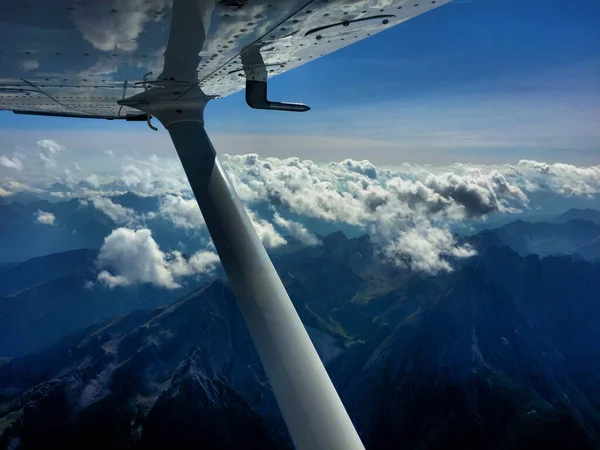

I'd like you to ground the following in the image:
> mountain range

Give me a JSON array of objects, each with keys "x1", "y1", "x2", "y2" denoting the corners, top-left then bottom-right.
[
  {"x1": 468, "y1": 218, "x2": 600, "y2": 261},
  {"x1": 2, "y1": 209, "x2": 600, "y2": 448},
  {"x1": 0, "y1": 193, "x2": 199, "y2": 263},
  {"x1": 0, "y1": 247, "x2": 216, "y2": 358}
]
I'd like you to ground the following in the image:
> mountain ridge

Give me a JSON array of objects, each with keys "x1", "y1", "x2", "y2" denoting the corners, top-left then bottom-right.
[{"x1": 3, "y1": 242, "x2": 600, "y2": 448}]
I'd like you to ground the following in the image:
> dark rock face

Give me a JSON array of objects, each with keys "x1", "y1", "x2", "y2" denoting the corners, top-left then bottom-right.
[
  {"x1": 0, "y1": 281, "x2": 289, "y2": 449},
  {"x1": 0, "y1": 248, "x2": 201, "y2": 357},
  {"x1": 136, "y1": 354, "x2": 283, "y2": 450},
  {"x1": 332, "y1": 246, "x2": 600, "y2": 450},
  {"x1": 0, "y1": 249, "x2": 98, "y2": 297},
  {"x1": 2, "y1": 223, "x2": 600, "y2": 449}
]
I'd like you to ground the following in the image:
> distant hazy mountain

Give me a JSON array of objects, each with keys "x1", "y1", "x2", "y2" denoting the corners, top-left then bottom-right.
[
  {"x1": 0, "y1": 249, "x2": 97, "y2": 297},
  {"x1": 0, "y1": 192, "x2": 42, "y2": 206},
  {"x1": 469, "y1": 219, "x2": 600, "y2": 261},
  {"x1": 0, "y1": 193, "x2": 198, "y2": 262},
  {"x1": 0, "y1": 231, "x2": 394, "y2": 358},
  {"x1": 0, "y1": 249, "x2": 208, "y2": 357},
  {"x1": 46, "y1": 182, "x2": 73, "y2": 194},
  {"x1": 3, "y1": 237, "x2": 600, "y2": 448},
  {"x1": 0, "y1": 192, "x2": 367, "y2": 263},
  {"x1": 0, "y1": 198, "x2": 112, "y2": 262},
  {"x1": 554, "y1": 208, "x2": 600, "y2": 225}
]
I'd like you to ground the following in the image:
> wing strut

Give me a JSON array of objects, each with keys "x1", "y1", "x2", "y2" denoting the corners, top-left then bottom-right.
[
  {"x1": 174, "y1": 109, "x2": 361, "y2": 450},
  {"x1": 119, "y1": 1, "x2": 364, "y2": 447},
  {"x1": 121, "y1": 85, "x2": 364, "y2": 449}
]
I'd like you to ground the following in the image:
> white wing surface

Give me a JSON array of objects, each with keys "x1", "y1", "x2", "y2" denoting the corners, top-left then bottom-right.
[{"x1": 0, "y1": 0, "x2": 450, "y2": 119}]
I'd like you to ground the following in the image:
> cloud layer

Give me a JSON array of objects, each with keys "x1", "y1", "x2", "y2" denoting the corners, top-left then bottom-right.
[
  {"x1": 4, "y1": 137, "x2": 600, "y2": 277},
  {"x1": 219, "y1": 155, "x2": 534, "y2": 271}
]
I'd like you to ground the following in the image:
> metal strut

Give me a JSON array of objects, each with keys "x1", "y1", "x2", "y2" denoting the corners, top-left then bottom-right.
[
  {"x1": 118, "y1": 0, "x2": 361, "y2": 447},
  {"x1": 120, "y1": 85, "x2": 364, "y2": 450}
]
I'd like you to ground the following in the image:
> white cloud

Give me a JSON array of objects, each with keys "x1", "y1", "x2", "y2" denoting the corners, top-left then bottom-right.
[
  {"x1": 247, "y1": 211, "x2": 287, "y2": 249},
  {"x1": 274, "y1": 213, "x2": 320, "y2": 246},
  {"x1": 96, "y1": 228, "x2": 219, "y2": 289},
  {"x1": 34, "y1": 210, "x2": 56, "y2": 226},
  {"x1": 1, "y1": 180, "x2": 42, "y2": 195},
  {"x1": 158, "y1": 195, "x2": 205, "y2": 229},
  {"x1": 515, "y1": 160, "x2": 600, "y2": 197},
  {"x1": 6, "y1": 144, "x2": 600, "y2": 274},
  {"x1": 339, "y1": 159, "x2": 377, "y2": 179},
  {"x1": 84, "y1": 152, "x2": 600, "y2": 273},
  {"x1": 85, "y1": 174, "x2": 101, "y2": 189},
  {"x1": 118, "y1": 155, "x2": 189, "y2": 195},
  {"x1": 38, "y1": 139, "x2": 65, "y2": 169},
  {"x1": 0, "y1": 154, "x2": 23, "y2": 170},
  {"x1": 379, "y1": 219, "x2": 476, "y2": 273},
  {"x1": 220, "y1": 154, "x2": 534, "y2": 273},
  {"x1": 92, "y1": 197, "x2": 138, "y2": 226},
  {"x1": 166, "y1": 250, "x2": 220, "y2": 277}
]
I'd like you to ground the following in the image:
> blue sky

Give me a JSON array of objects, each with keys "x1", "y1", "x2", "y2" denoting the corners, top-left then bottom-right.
[{"x1": 1, "y1": 0, "x2": 599, "y2": 166}]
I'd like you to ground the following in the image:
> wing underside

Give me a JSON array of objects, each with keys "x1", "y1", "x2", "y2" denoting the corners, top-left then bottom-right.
[{"x1": 0, "y1": 0, "x2": 450, "y2": 119}]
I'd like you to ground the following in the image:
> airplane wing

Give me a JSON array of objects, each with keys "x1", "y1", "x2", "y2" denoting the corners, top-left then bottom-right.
[
  {"x1": 1, "y1": 2, "x2": 453, "y2": 449},
  {"x1": 0, "y1": 0, "x2": 450, "y2": 119}
]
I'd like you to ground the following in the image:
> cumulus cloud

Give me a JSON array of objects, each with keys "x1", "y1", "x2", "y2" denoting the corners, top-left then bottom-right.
[
  {"x1": 96, "y1": 228, "x2": 219, "y2": 289},
  {"x1": 166, "y1": 250, "x2": 220, "y2": 277},
  {"x1": 85, "y1": 174, "x2": 101, "y2": 189},
  {"x1": 339, "y1": 159, "x2": 377, "y2": 179},
  {"x1": 514, "y1": 160, "x2": 600, "y2": 197},
  {"x1": 34, "y1": 210, "x2": 56, "y2": 226},
  {"x1": 248, "y1": 211, "x2": 287, "y2": 248},
  {"x1": 92, "y1": 197, "x2": 139, "y2": 226},
  {"x1": 380, "y1": 218, "x2": 476, "y2": 273},
  {"x1": 95, "y1": 153, "x2": 563, "y2": 273},
  {"x1": 274, "y1": 213, "x2": 320, "y2": 246},
  {"x1": 1, "y1": 180, "x2": 42, "y2": 196},
  {"x1": 422, "y1": 170, "x2": 527, "y2": 218},
  {"x1": 218, "y1": 154, "x2": 536, "y2": 272},
  {"x1": 12, "y1": 145, "x2": 600, "y2": 275},
  {"x1": 0, "y1": 154, "x2": 23, "y2": 170},
  {"x1": 159, "y1": 195, "x2": 205, "y2": 229},
  {"x1": 38, "y1": 139, "x2": 65, "y2": 169},
  {"x1": 118, "y1": 155, "x2": 188, "y2": 195}
]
